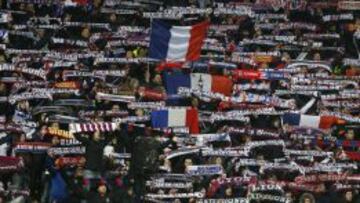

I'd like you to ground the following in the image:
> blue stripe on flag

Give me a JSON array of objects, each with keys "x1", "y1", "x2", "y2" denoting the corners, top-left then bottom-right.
[
  {"x1": 149, "y1": 20, "x2": 171, "y2": 60},
  {"x1": 283, "y1": 113, "x2": 301, "y2": 126},
  {"x1": 163, "y1": 71, "x2": 191, "y2": 95},
  {"x1": 151, "y1": 110, "x2": 169, "y2": 128}
]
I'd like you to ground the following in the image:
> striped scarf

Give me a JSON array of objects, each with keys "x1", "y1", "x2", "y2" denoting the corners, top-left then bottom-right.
[
  {"x1": 14, "y1": 142, "x2": 51, "y2": 154},
  {"x1": 69, "y1": 122, "x2": 118, "y2": 133},
  {"x1": 49, "y1": 146, "x2": 85, "y2": 155}
]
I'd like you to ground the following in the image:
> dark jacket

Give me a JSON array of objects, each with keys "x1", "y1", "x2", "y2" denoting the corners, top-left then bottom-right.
[
  {"x1": 87, "y1": 191, "x2": 112, "y2": 203},
  {"x1": 75, "y1": 134, "x2": 110, "y2": 172}
]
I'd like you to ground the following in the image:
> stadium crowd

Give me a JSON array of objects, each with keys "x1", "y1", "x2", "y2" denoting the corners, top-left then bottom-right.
[{"x1": 0, "y1": 0, "x2": 359, "y2": 203}]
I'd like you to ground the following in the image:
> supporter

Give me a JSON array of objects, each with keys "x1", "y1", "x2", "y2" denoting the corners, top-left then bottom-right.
[{"x1": 0, "y1": 0, "x2": 358, "y2": 203}]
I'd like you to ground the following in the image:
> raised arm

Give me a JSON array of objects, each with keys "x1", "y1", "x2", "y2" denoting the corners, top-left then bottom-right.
[{"x1": 74, "y1": 133, "x2": 90, "y2": 145}]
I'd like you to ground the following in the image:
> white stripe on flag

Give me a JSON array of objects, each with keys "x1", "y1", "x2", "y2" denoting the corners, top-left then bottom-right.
[
  {"x1": 191, "y1": 73, "x2": 212, "y2": 92},
  {"x1": 168, "y1": 108, "x2": 186, "y2": 127},
  {"x1": 299, "y1": 115, "x2": 321, "y2": 128},
  {"x1": 167, "y1": 26, "x2": 191, "y2": 61}
]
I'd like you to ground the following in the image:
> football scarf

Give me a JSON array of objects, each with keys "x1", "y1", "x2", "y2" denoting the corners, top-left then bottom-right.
[
  {"x1": 14, "y1": 142, "x2": 52, "y2": 154},
  {"x1": 47, "y1": 127, "x2": 74, "y2": 139},
  {"x1": 0, "y1": 156, "x2": 23, "y2": 172},
  {"x1": 48, "y1": 146, "x2": 85, "y2": 155},
  {"x1": 69, "y1": 122, "x2": 118, "y2": 133}
]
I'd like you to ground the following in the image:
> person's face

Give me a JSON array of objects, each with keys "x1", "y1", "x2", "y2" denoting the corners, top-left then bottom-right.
[
  {"x1": 304, "y1": 198, "x2": 311, "y2": 203},
  {"x1": 54, "y1": 72, "x2": 61, "y2": 79},
  {"x1": 273, "y1": 119, "x2": 280, "y2": 128},
  {"x1": 52, "y1": 136, "x2": 59, "y2": 145},
  {"x1": 98, "y1": 185, "x2": 106, "y2": 194},
  {"x1": 346, "y1": 130, "x2": 355, "y2": 140},
  {"x1": 225, "y1": 187, "x2": 232, "y2": 196},
  {"x1": 259, "y1": 63, "x2": 268, "y2": 69},
  {"x1": 112, "y1": 105, "x2": 120, "y2": 111},
  {"x1": 93, "y1": 0, "x2": 102, "y2": 7},
  {"x1": 26, "y1": 4, "x2": 35, "y2": 13},
  {"x1": 93, "y1": 131, "x2": 101, "y2": 141},
  {"x1": 215, "y1": 157, "x2": 222, "y2": 165},
  {"x1": 135, "y1": 109, "x2": 144, "y2": 116},
  {"x1": 79, "y1": 157, "x2": 86, "y2": 167},
  {"x1": 153, "y1": 74, "x2": 162, "y2": 84},
  {"x1": 121, "y1": 167, "x2": 128, "y2": 175},
  {"x1": 256, "y1": 155, "x2": 264, "y2": 161},
  {"x1": 282, "y1": 52, "x2": 290, "y2": 62},
  {"x1": 0, "y1": 55, "x2": 5, "y2": 63},
  {"x1": 184, "y1": 159, "x2": 193, "y2": 167},
  {"x1": 0, "y1": 83, "x2": 6, "y2": 93},
  {"x1": 110, "y1": 14, "x2": 117, "y2": 22},
  {"x1": 127, "y1": 188, "x2": 133, "y2": 196},
  {"x1": 38, "y1": 28, "x2": 45, "y2": 37},
  {"x1": 81, "y1": 27, "x2": 91, "y2": 39},
  {"x1": 41, "y1": 126, "x2": 48, "y2": 136},
  {"x1": 126, "y1": 51, "x2": 133, "y2": 58},
  {"x1": 48, "y1": 150, "x2": 55, "y2": 158},
  {"x1": 64, "y1": 14, "x2": 71, "y2": 22},
  {"x1": 19, "y1": 102, "x2": 27, "y2": 110},
  {"x1": 19, "y1": 3, "x2": 25, "y2": 10},
  {"x1": 313, "y1": 53, "x2": 321, "y2": 61},
  {"x1": 51, "y1": 123, "x2": 60, "y2": 129},
  {"x1": 20, "y1": 134, "x2": 26, "y2": 142},
  {"x1": 345, "y1": 191, "x2": 353, "y2": 201}
]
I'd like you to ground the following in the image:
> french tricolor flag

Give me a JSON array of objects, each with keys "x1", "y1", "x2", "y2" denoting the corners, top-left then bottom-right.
[
  {"x1": 149, "y1": 20, "x2": 209, "y2": 61},
  {"x1": 282, "y1": 113, "x2": 338, "y2": 129},
  {"x1": 151, "y1": 108, "x2": 199, "y2": 134},
  {"x1": 189, "y1": 73, "x2": 233, "y2": 96},
  {"x1": 163, "y1": 72, "x2": 233, "y2": 96}
]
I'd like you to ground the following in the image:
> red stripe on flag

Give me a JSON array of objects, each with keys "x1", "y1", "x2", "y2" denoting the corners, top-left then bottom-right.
[
  {"x1": 185, "y1": 108, "x2": 199, "y2": 134},
  {"x1": 346, "y1": 151, "x2": 360, "y2": 161},
  {"x1": 186, "y1": 21, "x2": 209, "y2": 61},
  {"x1": 156, "y1": 61, "x2": 184, "y2": 71},
  {"x1": 211, "y1": 75, "x2": 233, "y2": 96},
  {"x1": 319, "y1": 115, "x2": 337, "y2": 129}
]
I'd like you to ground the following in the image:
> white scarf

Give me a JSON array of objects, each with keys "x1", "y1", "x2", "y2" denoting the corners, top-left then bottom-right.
[
  {"x1": 186, "y1": 164, "x2": 223, "y2": 176},
  {"x1": 146, "y1": 192, "x2": 204, "y2": 199}
]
